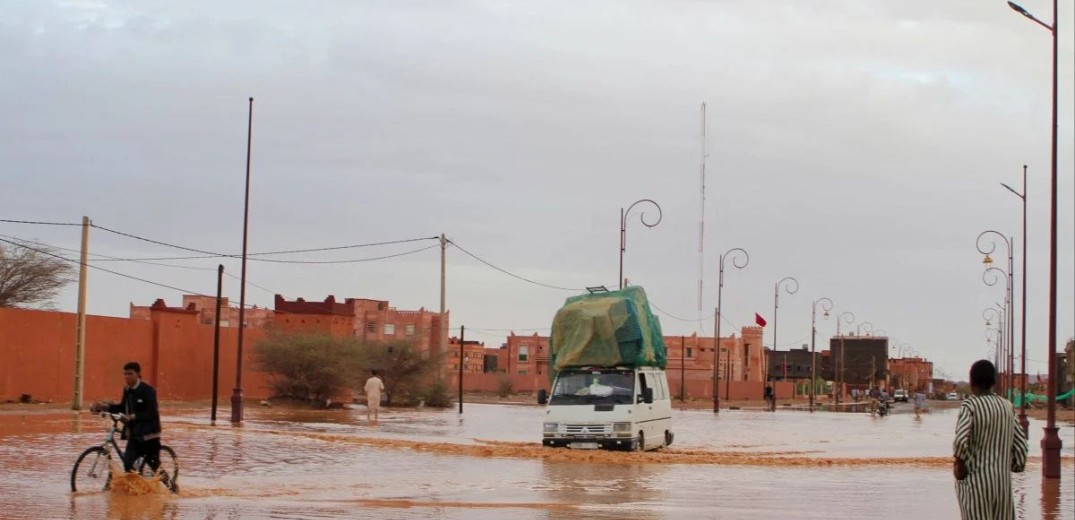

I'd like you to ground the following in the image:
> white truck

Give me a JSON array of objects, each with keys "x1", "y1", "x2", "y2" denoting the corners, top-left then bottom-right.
[
  {"x1": 539, "y1": 365, "x2": 673, "y2": 451},
  {"x1": 537, "y1": 286, "x2": 673, "y2": 451}
]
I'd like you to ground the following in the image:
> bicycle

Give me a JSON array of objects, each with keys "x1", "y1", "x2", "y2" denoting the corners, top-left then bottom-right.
[{"x1": 70, "y1": 412, "x2": 179, "y2": 493}]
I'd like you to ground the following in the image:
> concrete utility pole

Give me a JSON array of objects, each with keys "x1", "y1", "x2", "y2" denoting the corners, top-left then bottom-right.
[
  {"x1": 71, "y1": 216, "x2": 90, "y2": 411},
  {"x1": 440, "y1": 234, "x2": 447, "y2": 358},
  {"x1": 458, "y1": 325, "x2": 464, "y2": 414},
  {"x1": 231, "y1": 96, "x2": 254, "y2": 425}
]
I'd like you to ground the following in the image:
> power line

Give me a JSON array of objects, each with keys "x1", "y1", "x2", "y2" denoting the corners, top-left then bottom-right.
[
  {"x1": 1, "y1": 234, "x2": 281, "y2": 295},
  {"x1": 446, "y1": 239, "x2": 583, "y2": 291},
  {"x1": 245, "y1": 243, "x2": 441, "y2": 264},
  {"x1": 0, "y1": 219, "x2": 81, "y2": 226},
  {"x1": 90, "y1": 223, "x2": 225, "y2": 256},
  {"x1": 650, "y1": 300, "x2": 715, "y2": 323},
  {"x1": 89, "y1": 223, "x2": 440, "y2": 263},
  {"x1": 0, "y1": 237, "x2": 211, "y2": 298}
]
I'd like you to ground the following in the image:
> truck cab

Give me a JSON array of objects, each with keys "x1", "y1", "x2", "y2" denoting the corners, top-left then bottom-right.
[{"x1": 539, "y1": 365, "x2": 673, "y2": 451}]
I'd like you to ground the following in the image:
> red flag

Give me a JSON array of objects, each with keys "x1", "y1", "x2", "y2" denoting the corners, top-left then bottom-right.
[{"x1": 755, "y1": 313, "x2": 767, "y2": 327}]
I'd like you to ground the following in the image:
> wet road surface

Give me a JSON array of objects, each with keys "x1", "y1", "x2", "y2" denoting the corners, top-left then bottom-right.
[{"x1": 1, "y1": 402, "x2": 1070, "y2": 519}]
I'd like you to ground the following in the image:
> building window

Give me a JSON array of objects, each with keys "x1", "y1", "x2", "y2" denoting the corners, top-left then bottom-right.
[
  {"x1": 405, "y1": 324, "x2": 416, "y2": 336},
  {"x1": 686, "y1": 347, "x2": 693, "y2": 358},
  {"x1": 384, "y1": 324, "x2": 395, "y2": 335},
  {"x1": 366, "y1": 321, "x2": 376, "y2": 333},
  {"x1": 518, "y1": 345, "x2": 529, "y2": 362}
]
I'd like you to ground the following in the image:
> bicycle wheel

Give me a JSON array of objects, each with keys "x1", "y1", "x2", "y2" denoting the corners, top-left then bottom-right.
[
  {"x1": 133, "y1": 445, "x2": 179, "y2": 493},
  {"x1": 71, "y1": 447, "x2": 112, "y2": 492}
]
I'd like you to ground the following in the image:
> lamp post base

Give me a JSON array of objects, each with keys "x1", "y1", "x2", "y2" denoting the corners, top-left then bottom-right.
[
  {"x1": 1041, "y1": 427, "x2": 1063, "y2": 478},
  {"x1": 230, "y1": 388, "x2": 244, "y2": 424}
]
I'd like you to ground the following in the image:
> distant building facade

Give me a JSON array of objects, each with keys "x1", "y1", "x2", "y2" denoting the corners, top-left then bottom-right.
[
  {"x1": 827, "y1": 335, "x2": 889, "y2": 391},
  {"x1": 130, "y1": 295, "x2": 273, "y2": 329}
]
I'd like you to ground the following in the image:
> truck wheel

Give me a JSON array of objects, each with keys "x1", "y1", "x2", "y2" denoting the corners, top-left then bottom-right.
[
  {"x1": 664, "y1": 431, "x2": 674, "y2": 447},
  {"x1": 634, "y1": 432, "x2": 645, "y2": 452}
]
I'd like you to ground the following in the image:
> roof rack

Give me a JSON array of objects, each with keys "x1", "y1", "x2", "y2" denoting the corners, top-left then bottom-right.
[{"x1": 585, "y1": 286, "x2": 609, "y2": 294}]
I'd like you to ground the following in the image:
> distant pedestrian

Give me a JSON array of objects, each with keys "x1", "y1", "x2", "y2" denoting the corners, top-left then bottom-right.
[
  {"x1": 913, "y1": 388, "x2": 928, "y2": 418},
  {"x1": 364, "y1": 370, "x2": 385, "y2": 423},
  {"x1": 763, "y1": 385, "x2": 775, "y2": 412},
  {"x1": 953, "y1": 360, "x2": 1027, "y2": 520}
]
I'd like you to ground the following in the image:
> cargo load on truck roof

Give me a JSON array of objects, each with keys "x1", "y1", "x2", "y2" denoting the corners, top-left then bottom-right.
[{"x1": 549, "y1": 286, "x2": 667, "y2": 377}]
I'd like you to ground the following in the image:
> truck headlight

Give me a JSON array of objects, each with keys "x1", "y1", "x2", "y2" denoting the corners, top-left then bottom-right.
[
  {"x1": 613, "y1": 422, "x2": 631, "y2": 432},
  {"x1": 543, "y1": 422, "x2": 559, "y2": 433}
]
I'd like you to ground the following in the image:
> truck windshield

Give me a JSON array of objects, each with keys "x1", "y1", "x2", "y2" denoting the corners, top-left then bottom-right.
[{"x1": 549, "y1": 370, "x2": 635, "y2": 405}]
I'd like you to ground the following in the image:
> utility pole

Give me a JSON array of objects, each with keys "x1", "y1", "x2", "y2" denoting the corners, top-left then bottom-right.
[
  {"x1": 440, "y1": 234, "x2": 447, "y2": 359},
  {"x1": 713, "y1": 309, "x2": 720, "y2": 412},
  {"x1": 458, "y1": 325, "x2": 464, "y2": 414},
  {"x1": 71, "y1": 216, "x2": 90, "y2": 410},
  {"x1": 211, "y1": 265, "x2": 223, "y2": 423},
  {"x1": 680, "y1": 336, "x2": 686, "y2": 401},
  {"x1": 871, "y1": 356, "x2": 876, "y2": 390},
  {"x1": 231, "y1": 96, "x2": 254, "y2": 425}
]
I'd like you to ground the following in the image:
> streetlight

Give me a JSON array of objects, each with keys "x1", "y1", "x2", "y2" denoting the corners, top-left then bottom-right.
[
  {"x1": 809, "y1": 297, "x2": 834, "y2": 412},
  {"x1": 984, "y1": 303, "x2": 1008, "y2": 397},
  {"x1": 1001, "y1": 165, "x2": 1030, "y2": 435},
  {"x1": 984, "y1": 266, "x2": 1014, "y2": 399},
  {"x1": 712, "y1": 247, "x2": 749, "y2": 413},
  {"x1": 619, "y1": 199, "x2": 662, "y2": 290},
  {"x1": 978, "y1": 230, "x2": 1015, "y2": 401},
  {"x1": 834, "y1": 312, "x2": 855, "y2": 406},
  {"x1": 771, "y1": 276, "x2": 800, "y2": 405},
  {"x1": 231, "y1": 96, "x2": 254, "y2": 425},
  {"x1": 1006, "y1": 0, "x2": 1062, "y2": 479}
]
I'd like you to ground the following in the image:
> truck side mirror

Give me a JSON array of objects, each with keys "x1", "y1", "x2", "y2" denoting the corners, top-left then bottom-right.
[
  {"x1": 537, "y1": 389, "x2": 548, "y2": 405},
  {"x1": 642, "y1": 388, "x2": 654, "y2": 404}
]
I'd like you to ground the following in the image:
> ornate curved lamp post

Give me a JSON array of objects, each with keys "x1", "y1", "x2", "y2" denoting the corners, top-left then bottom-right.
[
  {"x1": 834, "y1": 312, "x2": 855, "y2": 405},
  {"x1": 619, "y1": 199, "x2": 662, "y2": 289},
  {"x1": 712, "y1": 247, "x2": 749, "y2": 413},
  {"x1": 983, "y1": 303, "x2": 1008, "y2": 397},
  {"x1": 978, "y1": 230, "x2": 1015, "y2": 406},
  {"x1": 809, "y1": 297, "x2": 833, "y2": 412},
  {"x1": 984, "y1": 266, "x2": 1015, "y2": 401},
  {"x1": 769, "y1": 277, "x2": 799, "y2": 406},
  {"x1": 856, "y1": 321, "x2": 874, "y2": 336}
]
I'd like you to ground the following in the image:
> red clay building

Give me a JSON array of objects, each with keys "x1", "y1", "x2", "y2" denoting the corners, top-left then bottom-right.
[
  {"x1": 130, "y1": 295, "x2": 273, "y2": 329},
  {"x1": 888, "y1": 356, "x2": 934, "y2": 393}
]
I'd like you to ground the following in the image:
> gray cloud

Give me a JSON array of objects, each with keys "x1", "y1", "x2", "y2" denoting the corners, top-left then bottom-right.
[{"x1": 1, "y1": 0, "x2": 1071, "y2": 376}]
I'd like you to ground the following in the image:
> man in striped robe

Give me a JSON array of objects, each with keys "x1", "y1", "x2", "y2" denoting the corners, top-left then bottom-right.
[{"x1": 953, "y1": 360, "x2": 1028, "y2": 519}]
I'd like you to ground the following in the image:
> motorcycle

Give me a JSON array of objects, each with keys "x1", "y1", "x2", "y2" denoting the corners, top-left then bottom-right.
[{"x1": 875, "y1": 399, "x2": 890, "y2": 417}]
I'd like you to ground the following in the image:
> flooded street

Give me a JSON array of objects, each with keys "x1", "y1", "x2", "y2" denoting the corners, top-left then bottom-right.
[{"x1": 1, "y1": 403, "x2": 1071, "y2": 519}]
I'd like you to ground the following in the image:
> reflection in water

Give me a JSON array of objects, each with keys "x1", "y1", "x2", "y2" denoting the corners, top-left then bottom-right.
[
  {"x1": 1, "y1": 405, "x2": 1071, "y2": 519},
  {"x1": 1041, "y1": 477, "x2": 1062, "y2": 520},
  {"x1": 540, "y1": 460, "x2": 665, "y2": 519},
  {"x1": 106, "y1": 494, "x2": 177, "y2": 520}
]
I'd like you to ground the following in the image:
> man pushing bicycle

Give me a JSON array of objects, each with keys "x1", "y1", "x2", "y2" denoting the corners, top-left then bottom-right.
[{"x1": 90, "y1": 361, "x2": 163, "y2": 474}]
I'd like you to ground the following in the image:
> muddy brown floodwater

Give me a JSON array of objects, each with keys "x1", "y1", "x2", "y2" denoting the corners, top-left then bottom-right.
[{"x1": 0, "y1": 402, "x2": 1070, "y2": 519}]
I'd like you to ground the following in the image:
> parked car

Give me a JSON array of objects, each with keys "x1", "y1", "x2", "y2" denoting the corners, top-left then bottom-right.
[
  {"x1": 947, "y1": 392, "x2": 960, "y2": 401},
  {"x1": 893, "y1": 389, "x2": 909, "y2": 403}
]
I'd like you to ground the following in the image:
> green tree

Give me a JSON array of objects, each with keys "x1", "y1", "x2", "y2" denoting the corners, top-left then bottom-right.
[
  {"x1": 359, "y1": 339, "x2": 449, "y2": 407},
  {"x1": 254, "y1": 329, "x2": 362, "y2": 404}
]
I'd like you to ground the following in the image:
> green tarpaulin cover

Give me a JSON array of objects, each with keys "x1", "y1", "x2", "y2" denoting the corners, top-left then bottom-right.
[{"x1": 549, "y1": 286, "x2": 666, "y2": 379}]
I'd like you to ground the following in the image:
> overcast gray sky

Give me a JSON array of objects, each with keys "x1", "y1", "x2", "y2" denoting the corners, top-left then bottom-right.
[{"x1": 2, "y1": 0, "x2": 1072, "y2": 379}]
